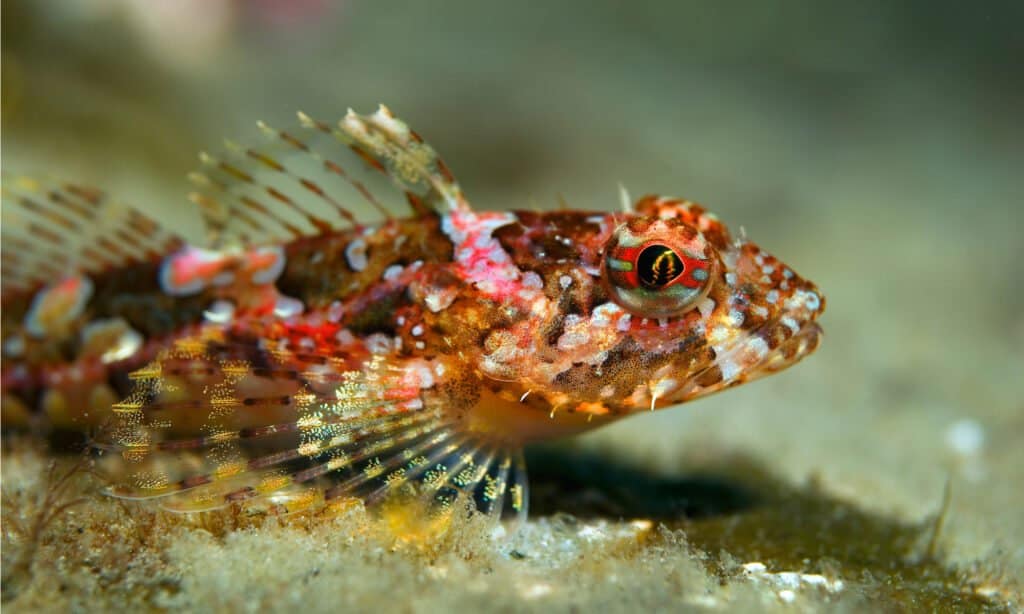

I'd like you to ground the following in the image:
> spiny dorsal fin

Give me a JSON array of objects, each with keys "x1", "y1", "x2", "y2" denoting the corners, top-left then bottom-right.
[
  {"x1": 1, "y1": 175, "x2": 185, "y2": 298},
  {"x1": 192, "y1": 105, "x2": 468, "y2": 249}
]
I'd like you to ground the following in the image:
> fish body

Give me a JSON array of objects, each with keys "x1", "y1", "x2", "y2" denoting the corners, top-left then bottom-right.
[{"x1": 1, "y1": 107, "x2": 824, "y2": 521}]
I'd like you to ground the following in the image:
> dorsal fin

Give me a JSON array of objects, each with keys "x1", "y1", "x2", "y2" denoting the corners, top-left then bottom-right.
[
  {"x1": 191, "y1": 105, "x2": 469, "y2": 249},
  {"x1": 1, "y1": 175, "x2": 185, "y2": 298}
]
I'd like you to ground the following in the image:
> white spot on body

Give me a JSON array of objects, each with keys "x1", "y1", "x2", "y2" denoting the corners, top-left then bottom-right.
[
  {"x1": 80, "y1": 318, "x2": 144, "y2": 364},
  {"x1": 364, "y1": 333, "x2": 394, "y2": 354},
  {"x1": 273, "y1": 296, "x2": 305, "y2": 319},
  {"x1": 3, "y1": 336, "x2": 26, "y2": 357},
  {"x1": 383, "y1": 264, "x2": 404, "y2": 281},
  {"x1": 411, "y1": 324, "x2": 424, "y2": 337},
  {"x1": 559, "y1": 275, "x2": 573, "y2": 289},
  {"x1": 709, "y1": 325, "x2": 731, "y2": 345},
  {"x1": 785, "y1": 289, "x2": 820, "y2": 313},
  {"x1": 728, "y1": 309, "x2": 745, "y2": 327},
  {"x1": 719, "y1": 358, "x2": 741, "y2": 381},
  {"x1": 344, "y1": 238, "x2": 369, "y2": 272},
  {"x1": 697, "y1": 297, "x2": 716, "y2": 319},
  {"x1": 766, "y1": 290, "x2": 780, "y2": 304},
  {"x1": 424, "y1": 287, "x2": 457, "y2": 313},
  {"x1": 556, "y1": 315, "x2": 590, "y2": 351},
  {"x1": 746, "y1": 336, "x2": 769, "y2": 360},
  {"x1": 327, "y1": 301, "x2": 345, "y2": 323},
  {"x1": 406, "y1": 361, "x2": 435, "y2": 389},
  {"x1": 591, "y1": 302, "x2": 623, "y2": 327},
  {"x1": 203, "y1": 299, "x2": 235, "y2": 323}
]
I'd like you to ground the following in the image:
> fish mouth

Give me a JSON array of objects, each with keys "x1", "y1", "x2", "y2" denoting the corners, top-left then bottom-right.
[
  {"x1": 750, "y1": 318, "x2": 822, "y2": 380},
  {"x1": 643, "y1": 309, "x2": 824, "y2": 409}
]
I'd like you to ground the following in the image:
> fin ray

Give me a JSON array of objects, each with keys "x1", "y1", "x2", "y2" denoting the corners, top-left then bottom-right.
[
  {"x1": 98, "y1": 331, "x2": 526, "y2": 521},
  {"x1": 1, "y1": 176, "x2": 184, "y2": 298},
  {"x1": 192, "y1": 106, "x2": 467, "y2": 249}
]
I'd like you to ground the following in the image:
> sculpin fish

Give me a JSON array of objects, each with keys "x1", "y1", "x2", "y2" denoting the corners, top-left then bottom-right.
[{"x1": 1, "y1": 106, "x2": 824, "y2": 524}]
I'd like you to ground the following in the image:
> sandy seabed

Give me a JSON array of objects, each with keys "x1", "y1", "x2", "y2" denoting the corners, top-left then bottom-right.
[{"x1": 3, "y1": 2, "x2": 1023, "y2": 612}]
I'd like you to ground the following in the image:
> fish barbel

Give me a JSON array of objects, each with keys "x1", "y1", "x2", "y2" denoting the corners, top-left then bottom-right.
[{"x1": 1, "y1": 106, "x2": 824, "y2": 523}]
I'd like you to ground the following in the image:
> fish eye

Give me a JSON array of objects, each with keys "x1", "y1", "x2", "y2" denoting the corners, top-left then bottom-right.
[
  {"x1": 636, "y1": 244, "x2": 684, "y2": 288},
  {"x1": 602, "y1": 219, "x2": 716, "y2": 318}
]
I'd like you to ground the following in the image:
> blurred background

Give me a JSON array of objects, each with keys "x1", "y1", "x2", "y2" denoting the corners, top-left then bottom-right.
[{"x1": 3, "y1": 0, "x2": 1022, "y2": 571}]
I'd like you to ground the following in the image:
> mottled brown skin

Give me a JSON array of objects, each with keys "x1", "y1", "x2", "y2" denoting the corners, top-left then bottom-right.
[
  {"x1": 1, "y1": 258, "x2": 213, "y2": 426},
  {"x1": 278, "y1": 217, "x2": 453, "y2": 311},
  {"x1": 2, "y1": 197, "x2": 823, "y2": 447}
]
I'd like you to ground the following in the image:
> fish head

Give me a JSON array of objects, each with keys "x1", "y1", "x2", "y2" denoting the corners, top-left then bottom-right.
[{"x1": 471, "y1": 194, "x2": 824, "y2": 429}]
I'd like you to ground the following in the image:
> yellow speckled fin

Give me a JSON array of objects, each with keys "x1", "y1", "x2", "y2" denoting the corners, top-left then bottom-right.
[
  {"x1": 0, "y1": 175, "x2": 184, "y2": 298},
  {"x1": 97, "y1": 332, "x2": 527, "y2": 523},
  {"x1": 192, "y1": 105, "x2": 468, "y2": 250}
]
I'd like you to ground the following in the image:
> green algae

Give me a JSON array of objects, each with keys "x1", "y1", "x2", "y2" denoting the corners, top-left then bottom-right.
[{"x1": 526, "y1": 446, "x2": 1012, "y2": 613}]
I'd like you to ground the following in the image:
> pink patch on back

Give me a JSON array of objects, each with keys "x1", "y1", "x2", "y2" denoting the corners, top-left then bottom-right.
[
  {"x1": 159, "y1": 245, "x2": 286, "y2": 296},
  {"x1": 442, "y1": 211, "x2": 532, "y2": 300},
  {"x1": 160, "y1": 247, "x2": 230, "y2": 296}
]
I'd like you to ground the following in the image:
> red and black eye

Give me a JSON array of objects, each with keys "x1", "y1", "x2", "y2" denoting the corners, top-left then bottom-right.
[
  {"x1": 602, "y1": 220, "x2": 717, "y2": 318},
  {"x1": 637, "y1": 244, "x2": 684, "y2": 288}
]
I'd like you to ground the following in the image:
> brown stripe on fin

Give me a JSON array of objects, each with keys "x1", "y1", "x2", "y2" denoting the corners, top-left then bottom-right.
[
  {"x1": 191, "y1": 106, "x2": 469, "y2": 250},
  {"x1": 1, "y1": 175, "x2": 185, "y2": 299}
]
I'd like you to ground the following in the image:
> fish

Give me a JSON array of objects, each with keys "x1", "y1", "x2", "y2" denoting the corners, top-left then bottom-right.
[{"x1": 1, "y1": 105, "x2": 825, "y2": 526}]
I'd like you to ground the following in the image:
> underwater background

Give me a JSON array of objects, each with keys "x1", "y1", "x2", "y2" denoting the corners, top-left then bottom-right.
[{"x1": 3, "y1": 1, "x2": 1022, "y2": 611}]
